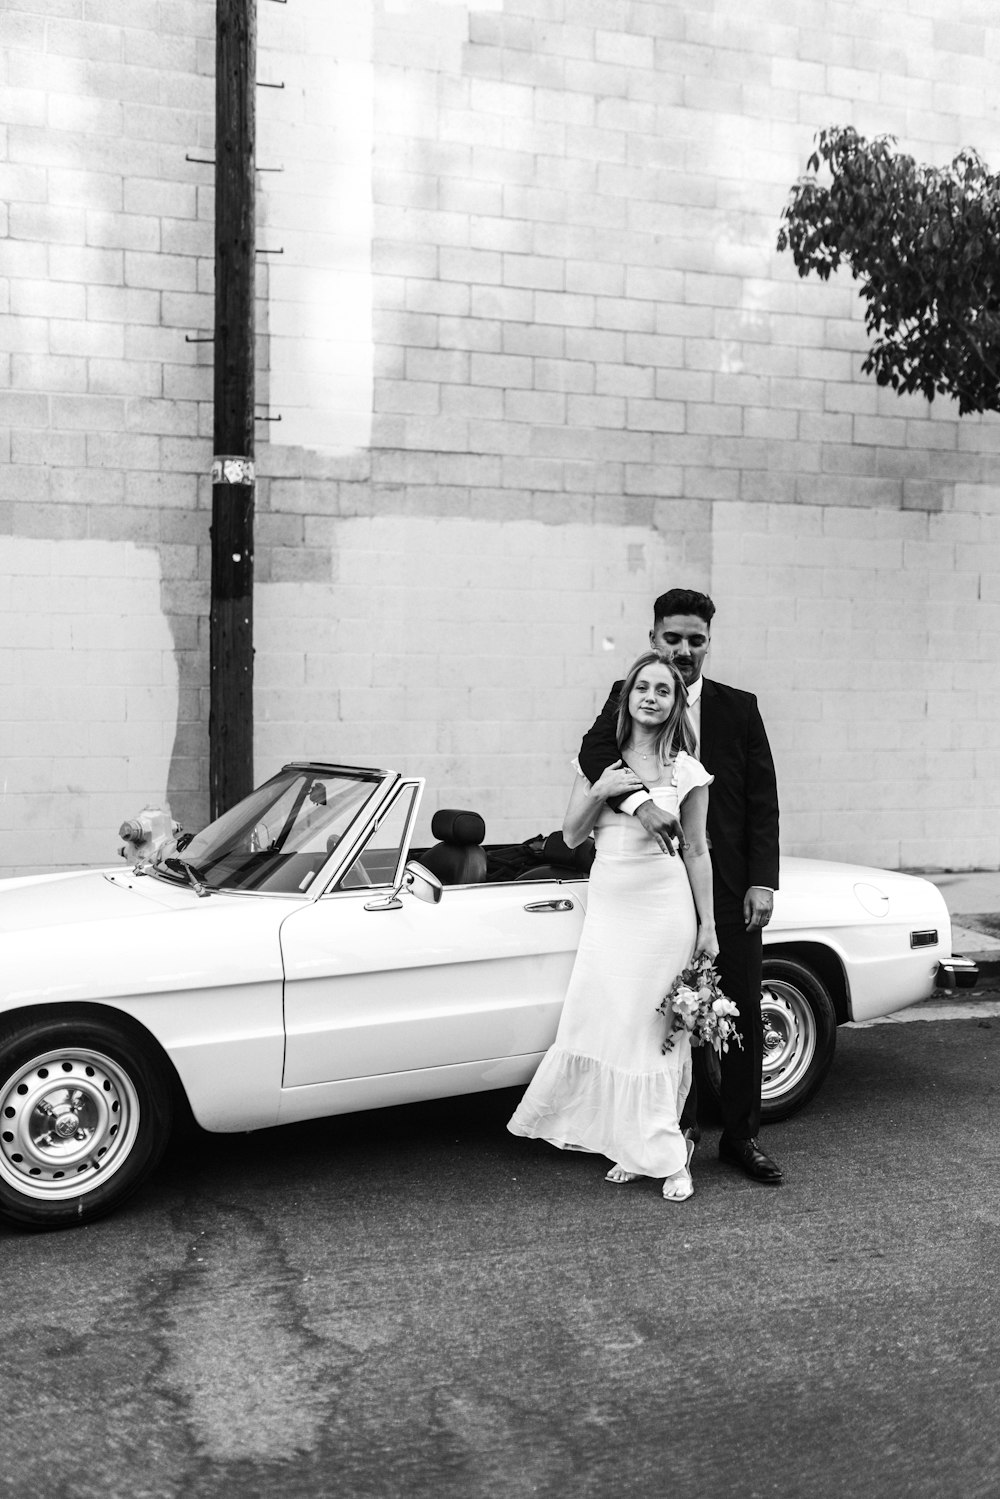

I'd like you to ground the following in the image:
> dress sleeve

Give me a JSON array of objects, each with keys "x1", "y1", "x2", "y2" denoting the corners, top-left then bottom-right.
[{"x1": 675, "y1": 751, "x2": 713, "y2": 803}]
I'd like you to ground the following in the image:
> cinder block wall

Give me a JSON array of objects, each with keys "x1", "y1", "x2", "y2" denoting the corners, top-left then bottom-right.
[
  {"x1": 2, "y1": 0, "x2": 999, "y2": 873},
  {"x1": 1, "y1": 0, "x2": 214, "y2": 871}
]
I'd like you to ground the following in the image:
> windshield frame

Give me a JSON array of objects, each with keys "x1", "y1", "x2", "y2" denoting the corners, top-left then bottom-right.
[{"x1": 155, "y1": 762, "x2": 398, "y2": 898}]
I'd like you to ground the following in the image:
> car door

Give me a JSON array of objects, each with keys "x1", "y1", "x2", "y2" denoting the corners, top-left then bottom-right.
[{"x1": 279, "y1": 785, "x2": 586, "y2": 1089}]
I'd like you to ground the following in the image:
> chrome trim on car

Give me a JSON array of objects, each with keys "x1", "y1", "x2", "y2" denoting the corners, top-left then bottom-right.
[{"x1": 936, "y1": 955, "x2": 979, "y2": 990}]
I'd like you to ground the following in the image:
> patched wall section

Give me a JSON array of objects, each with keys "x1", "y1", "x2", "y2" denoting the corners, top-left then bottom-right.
[
  {"x1": 710, "y1": 494, "x2": 1000, "y2": 869},
  {"x1": 255, "y1": 513, "x2": 701, "y2": 845},
  {"x1": 0, "y1": 537, "x2": 181, "y2": 873}
]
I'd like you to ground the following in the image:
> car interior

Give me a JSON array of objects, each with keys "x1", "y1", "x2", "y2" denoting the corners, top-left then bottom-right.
[{"x1": 411, "y1": 810, "x2": 595, "y2": 887}]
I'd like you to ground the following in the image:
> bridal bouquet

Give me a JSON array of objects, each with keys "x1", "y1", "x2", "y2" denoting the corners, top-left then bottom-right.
[{"x1": 657, "y1": 952, "x2": 744, "y2": 1056}]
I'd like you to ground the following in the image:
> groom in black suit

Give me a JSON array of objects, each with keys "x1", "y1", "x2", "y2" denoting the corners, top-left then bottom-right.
[{"x1": 577, "y1": 587, "x2": 783, "y2": 1184}]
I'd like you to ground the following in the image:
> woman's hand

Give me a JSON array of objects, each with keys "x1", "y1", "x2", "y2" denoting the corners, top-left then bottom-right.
[
  {"x1": 590, "y1": 759, "x2": 644, "y2": 801},
  {"x1": 694, "y1": 924, "x2": 720, "y2": 961}
]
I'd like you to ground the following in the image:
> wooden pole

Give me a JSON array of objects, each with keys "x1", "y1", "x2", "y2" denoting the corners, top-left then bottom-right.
[{"x1": 210, "y1": 0, "x2": 256, "y2": 819}]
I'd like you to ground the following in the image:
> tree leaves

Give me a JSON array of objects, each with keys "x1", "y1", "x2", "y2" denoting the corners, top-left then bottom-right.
[{"x1": 777, "y1": 126, "x2": 1000, "y2": 413}]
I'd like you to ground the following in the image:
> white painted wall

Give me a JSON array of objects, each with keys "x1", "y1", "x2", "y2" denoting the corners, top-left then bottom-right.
[
  {"x1": 255, "y1": 514, "x2": 695, "y2": 846},
  {"x1": 709, "y1": 492, "x2": 1000, "y2": 870},
  {"x1": 0, "y1": 538, "x2": 181, "y2": 874}
]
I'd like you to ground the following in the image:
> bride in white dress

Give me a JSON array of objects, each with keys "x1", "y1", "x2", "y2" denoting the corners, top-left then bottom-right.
[{"x1": 508, "y1": 651, "x2": 718, "y2": 1201}]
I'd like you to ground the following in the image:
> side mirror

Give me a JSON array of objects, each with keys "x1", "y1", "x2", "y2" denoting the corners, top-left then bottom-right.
[
  {"x1": 399, "y1": 860, "x2": 442, "y2": 904},
  {"x1": 364, "y1": 859, "x2": 443, "y2": 912}
]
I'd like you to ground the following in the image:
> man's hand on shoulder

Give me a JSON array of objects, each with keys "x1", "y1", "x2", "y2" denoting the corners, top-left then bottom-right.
[{"x1": 634, "y1": 799, "x2": 684, "y2": 856}]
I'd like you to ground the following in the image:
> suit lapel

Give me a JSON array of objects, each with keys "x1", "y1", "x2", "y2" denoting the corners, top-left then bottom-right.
[{"x1": 697, "y1": 678, "x2": 717, "y2": 769}]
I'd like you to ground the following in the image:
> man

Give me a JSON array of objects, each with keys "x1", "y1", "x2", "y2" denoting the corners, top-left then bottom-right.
[{"x1": 577, "y1": 587, "x2": 783, "y2": 1184}]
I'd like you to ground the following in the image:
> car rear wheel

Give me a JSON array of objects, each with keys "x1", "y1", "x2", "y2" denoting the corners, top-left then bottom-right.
[
  {"x1": 695, "y1": 957, "x2": 838, "y2": 1124},
  {"x1": 0, "y1": 1014, "x2": 172, "y2": 1230},
  {"x1": 758, "y1": 959, "x2": 837, "y2": 1121}
]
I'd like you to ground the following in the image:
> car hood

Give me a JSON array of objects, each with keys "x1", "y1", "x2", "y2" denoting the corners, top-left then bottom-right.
[
  {"x1": 774, "y1": 857, "x2": 948, "y2": 930},
  {"x1": 0, "y1": 868, "x2": 193, "y2": 933},
  {"x1": 0, "y1": 867, "x2": 287, "y2": 1010}
]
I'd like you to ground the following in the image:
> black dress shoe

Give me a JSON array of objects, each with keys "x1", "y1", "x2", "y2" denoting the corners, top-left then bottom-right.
[{"x1": 719, "y1": 1136, "x2": 783, "y2": 1184}]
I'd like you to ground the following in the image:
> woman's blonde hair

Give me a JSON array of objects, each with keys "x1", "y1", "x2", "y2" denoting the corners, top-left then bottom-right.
[{"x1": 616, "y1": 651, "x2": 695, "y2": 764}]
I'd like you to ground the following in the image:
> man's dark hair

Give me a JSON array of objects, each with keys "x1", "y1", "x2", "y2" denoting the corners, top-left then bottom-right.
[{"x1": 653, "y1": 588, "x2": 715, "y2": 626}]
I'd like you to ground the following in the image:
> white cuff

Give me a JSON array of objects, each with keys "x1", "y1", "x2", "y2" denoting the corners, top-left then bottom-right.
[{"x1": 620, "y1": 792, "x2": 648, "y2": 817}]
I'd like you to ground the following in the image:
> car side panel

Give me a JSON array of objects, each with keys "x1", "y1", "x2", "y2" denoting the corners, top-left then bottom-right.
[
  {"x1": 276, "y1": 1053, "x2": 544, "y2": 1126},
  {"x1": 279, "y1": 881, "x2": 586, "y2": 1088},
  {"x1": 108, "y1": 984, "x2": 285, "y2": 1131},
  {"x1": 765, "y1": 922, "x2": 942, "y2": 1021},
  {"x1": 0, "y1": 895, "x2": 289, "y2": 1133},
  {"x1": 768, "y1": 860, "x2": 951, "y2": 1022}
]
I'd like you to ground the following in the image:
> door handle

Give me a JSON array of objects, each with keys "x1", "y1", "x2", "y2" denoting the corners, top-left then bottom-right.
[{"x1": 523, "y1": 898, "x2": 575, "y2": 913}]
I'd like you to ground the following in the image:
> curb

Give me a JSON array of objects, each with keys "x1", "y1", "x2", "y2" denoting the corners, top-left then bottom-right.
[{"x1": 963, "y1": 953, "x2": 1000, "y2": 980}]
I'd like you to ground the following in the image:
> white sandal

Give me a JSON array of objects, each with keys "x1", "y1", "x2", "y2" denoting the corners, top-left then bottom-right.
[
  {"x1": 605, "y1": 1164, "x2": 639, "y2": 1184},
  {"x1": 662, "y1": 1137, "x2": 695, "y2": 1202}
]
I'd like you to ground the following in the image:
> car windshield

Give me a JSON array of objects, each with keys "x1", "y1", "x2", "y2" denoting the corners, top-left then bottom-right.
[{"x1": 168, "y1": 766, "x2": 384, "y2": 894}]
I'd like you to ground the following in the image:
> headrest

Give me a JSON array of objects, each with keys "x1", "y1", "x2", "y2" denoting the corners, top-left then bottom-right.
[
  {"x1": 430, "y1": 809, "x2": 486, "y2": 845},
  {"x1": 542, "y1": 831, "x2": 595, "y2": 872}
]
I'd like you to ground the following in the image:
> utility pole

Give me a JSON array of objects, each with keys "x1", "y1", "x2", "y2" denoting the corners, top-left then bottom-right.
[{"x1": 210, "y1": 0, "x2": 256, "y2": 818}]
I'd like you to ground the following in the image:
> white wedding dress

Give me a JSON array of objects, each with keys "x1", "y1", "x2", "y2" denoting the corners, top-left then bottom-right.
[{"x1": 508, "y1": 751, "x2": 713, "y2": 1178}]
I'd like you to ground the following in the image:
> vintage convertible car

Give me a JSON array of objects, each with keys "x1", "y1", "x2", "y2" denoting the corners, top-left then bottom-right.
[{"x1": 0, "y1": 761, "x2": 977, "y2": 1228}]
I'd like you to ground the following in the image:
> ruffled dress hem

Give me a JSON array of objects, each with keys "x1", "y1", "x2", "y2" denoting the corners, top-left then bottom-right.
[{"x1": 507, "y1": 1045, "x2": 690, "y2": 1178}]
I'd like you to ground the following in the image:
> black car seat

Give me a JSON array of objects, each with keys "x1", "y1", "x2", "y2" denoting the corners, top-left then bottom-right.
[
  {"x1": 417, "y1": 809, "x2": 488, "y2": 886},
  {"x1": 515, "y1": 830, "x2": 596, "y2": 881}
]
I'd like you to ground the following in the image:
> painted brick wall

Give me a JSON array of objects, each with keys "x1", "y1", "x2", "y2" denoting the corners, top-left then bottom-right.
[
  {"x1": 1, "y1": 0, "x2": 214, "y2": 873},
  {"x1": 709, "y1": 494, "x2": 1000, "y2": 870},
  {"x1": 2, "y1": 0, "x2": 1000, "y2": 874}
]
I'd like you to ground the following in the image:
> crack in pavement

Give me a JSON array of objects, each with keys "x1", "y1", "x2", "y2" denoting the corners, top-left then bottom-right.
[{"x1": 149, "y1": 1198, "x2": 335, "y2": 1468}]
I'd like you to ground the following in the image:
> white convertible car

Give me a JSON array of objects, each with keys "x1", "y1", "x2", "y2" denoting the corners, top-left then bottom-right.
[{"x1": 0, "y1": 762, "x2": 977, "y2": 1229}]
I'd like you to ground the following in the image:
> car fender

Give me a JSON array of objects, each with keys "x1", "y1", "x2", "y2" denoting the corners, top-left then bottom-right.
[{"x1": 0, "y1": 880, "x2": 287, "y2": 1133}]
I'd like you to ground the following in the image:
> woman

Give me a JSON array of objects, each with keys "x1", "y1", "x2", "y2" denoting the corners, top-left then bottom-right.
[{"x1": 508, "y1": 651, "x2": 718, "y2": 1201}]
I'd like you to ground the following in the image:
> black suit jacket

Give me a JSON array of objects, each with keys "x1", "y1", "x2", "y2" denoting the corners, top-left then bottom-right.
[{"x1": 577, "y1": 676, "x2": 780, "y2": 904}]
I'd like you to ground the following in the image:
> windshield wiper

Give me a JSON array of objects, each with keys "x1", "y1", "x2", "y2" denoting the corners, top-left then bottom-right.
[{"x1": 163, "y1": 856, "x2": 211, "y2": 898}]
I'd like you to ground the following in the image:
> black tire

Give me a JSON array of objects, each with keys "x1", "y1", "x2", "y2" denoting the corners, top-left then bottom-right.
[
  {"x1": 0, "y1": 1013, "x2": 172, "y2": 1230},
  {"x1": 695, "y1": 957, "x2": 838, "y2": 1125}
]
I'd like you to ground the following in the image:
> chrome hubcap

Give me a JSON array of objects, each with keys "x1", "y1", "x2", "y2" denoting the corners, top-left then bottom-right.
[
  {"x1": 0, "y1": 1048, "x2": 140, "y2": 1201},
  {"x1": 761, "y1": 982, "x2": 816, "y2": 1102}
]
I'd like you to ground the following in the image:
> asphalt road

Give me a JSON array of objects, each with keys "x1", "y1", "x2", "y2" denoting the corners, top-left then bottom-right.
[{"x1": 2, "y1": 1012, "x2": 999, "y2": 1499}]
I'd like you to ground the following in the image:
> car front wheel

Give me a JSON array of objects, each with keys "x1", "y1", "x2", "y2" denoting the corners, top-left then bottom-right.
[{"x1": 0, "y1": 1014, "x2": 172, "y2": 1230}]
